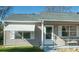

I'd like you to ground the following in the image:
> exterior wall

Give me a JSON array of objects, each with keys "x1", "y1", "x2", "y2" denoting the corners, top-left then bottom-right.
[{"x1": 5, "y1": 23, "x2": 41, "y2": 47}]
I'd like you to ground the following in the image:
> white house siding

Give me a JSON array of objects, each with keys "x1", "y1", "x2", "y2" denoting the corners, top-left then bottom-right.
[{"x1": 4, "y1": 23, "x2": 41, "y2": 46}]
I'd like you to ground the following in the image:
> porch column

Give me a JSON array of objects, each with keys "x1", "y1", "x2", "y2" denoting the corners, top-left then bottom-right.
[{"x1": 41, "y1": 20, "x2": 44, "y2": 49}]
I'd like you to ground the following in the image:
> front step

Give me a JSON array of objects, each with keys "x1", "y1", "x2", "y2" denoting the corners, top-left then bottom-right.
[
  {"x1": 44, "y1": 44, "x2": 57, "y2": 52},
  {"x1": 44, "y1": 46, "x2": 57, "y2": 52}
]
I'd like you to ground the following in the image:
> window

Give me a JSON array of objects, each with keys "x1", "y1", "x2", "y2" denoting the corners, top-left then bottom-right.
[
  {"x1": 23, "y1": 32, "x2": 30, "y2": 39},
  {"x1": 46, "y1": 27, "x2": 52, "y2": 39},
  {"x1": 62, "y1": 26, "x2": 69, "y2": 36},
  {"x1": 15, "y1": 31, "x2": 34, "y2": 39},
  {"x1": 70, "y1": 26, "x2": 76, "y2": 36},
  {"x1": 62, "y1": 26, "x2": 76, "y2": 37},
  {"x1": 15, "y1": 32, "x2": 22, "y2": 39}
]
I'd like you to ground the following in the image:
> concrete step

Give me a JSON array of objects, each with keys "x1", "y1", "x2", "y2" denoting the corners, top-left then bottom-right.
[
  {"x1": 43, "y1": 43, "x2": 57, "y2": 52},
  {"x1": 44, "y1": 44, "x2": 57, "y2": 46},
  {"x1": 44, "y1": 46, "x2": 57, "y2": 52},
  {"x1": 46, "y1": 50, "x2": 57, "y2": 52}
]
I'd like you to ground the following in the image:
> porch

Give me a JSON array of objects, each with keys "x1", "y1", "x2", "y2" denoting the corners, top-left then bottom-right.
[{"x1": 41, "y1": 21, "x2": 79, "y2": 51}]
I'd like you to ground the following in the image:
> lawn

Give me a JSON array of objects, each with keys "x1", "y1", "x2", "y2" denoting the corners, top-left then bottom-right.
[{"x1": 0, "y1": 46, "x2": 44, "y2": 52}]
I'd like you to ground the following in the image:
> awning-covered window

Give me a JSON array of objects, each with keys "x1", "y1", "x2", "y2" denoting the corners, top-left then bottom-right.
[{"x1": 4, "y1": 24, "x2": 35, "y2": 31}]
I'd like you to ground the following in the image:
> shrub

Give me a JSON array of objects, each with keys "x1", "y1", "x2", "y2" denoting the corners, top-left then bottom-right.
[{"x1": 0, "y1": 46, "x2": 44, "y2": 52}]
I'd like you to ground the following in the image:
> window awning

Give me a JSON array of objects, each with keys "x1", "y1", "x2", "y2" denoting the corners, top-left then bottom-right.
[{"x1": 4, "y1": 24, "x2": 35, "y2": 31}]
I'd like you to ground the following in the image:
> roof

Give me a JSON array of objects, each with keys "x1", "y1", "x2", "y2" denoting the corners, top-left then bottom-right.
[{"x1": 5, "y1": 12, "x2": 79, "y2": 21}]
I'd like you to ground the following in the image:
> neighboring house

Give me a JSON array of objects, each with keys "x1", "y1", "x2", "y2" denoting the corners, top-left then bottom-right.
[{"x1": 3, "y1": 12, "x2": 79, "y2": 51}]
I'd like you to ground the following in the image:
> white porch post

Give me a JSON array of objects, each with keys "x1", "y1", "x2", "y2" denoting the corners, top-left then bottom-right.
[{"x1": 41, "y1": 20, "x2": 44, "y2": 49}]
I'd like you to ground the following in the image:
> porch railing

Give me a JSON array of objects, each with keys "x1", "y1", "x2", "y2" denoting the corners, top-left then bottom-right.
[
  {"x1": 53, "y1": 34, "x2": 79, "y2": 46},
  {"x1": 61, "y1": 37, "x2": 79, "y2": 40}
]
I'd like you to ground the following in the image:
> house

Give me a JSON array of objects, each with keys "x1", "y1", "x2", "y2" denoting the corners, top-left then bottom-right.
[{"x1": 3, "y1": 12, "x2": 79, "y2": 51}]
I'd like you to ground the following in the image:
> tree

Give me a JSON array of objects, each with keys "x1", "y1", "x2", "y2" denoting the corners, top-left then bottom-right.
[
  {"x1": 0, "y1": 6, "x2": 12, "y2": 20},
  {"x1": 45, "y1": 6, "x2": 73, "y2": 13},
  {"x1": 0, "y1": 6, "x2": 12, "y2": 45}
]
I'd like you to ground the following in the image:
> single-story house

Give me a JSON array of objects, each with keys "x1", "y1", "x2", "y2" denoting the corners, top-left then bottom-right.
[{"x1": 3, "y1": 12, "x2": 79, "y2": 51}]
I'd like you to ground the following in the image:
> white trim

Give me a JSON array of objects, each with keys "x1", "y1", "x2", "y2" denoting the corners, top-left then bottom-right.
[
  {"x1": 52, "y1": 26, "x2": 54, "y2": 40},
  {"x1": 41, "y1": 20, "x2": 44, "y2": 49},
  {"x1": 44, "y1": 25, "x2": 54, "y2": 44},
  {"x1": 5, "y1": 19, "x2": 79, "y2": 23},
  {"x1": 40, "y1": 19, "x2": 79, "y2": 22},
  {"x1": 58, "y1": 26, "x2": 62, "y2": 37},
  {"x1": 4, "y1": 20, "x2": 41, "y2": 23}
]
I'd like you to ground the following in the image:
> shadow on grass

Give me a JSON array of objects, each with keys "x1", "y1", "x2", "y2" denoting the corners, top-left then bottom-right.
[{"x1": 0, "y1": 46, "x2": 44, "y2": 52}]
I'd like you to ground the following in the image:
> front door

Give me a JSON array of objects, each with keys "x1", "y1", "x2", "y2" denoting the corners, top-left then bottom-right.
[{"x1": 44, "y1": 25, "x2": 54, "y2": 45}]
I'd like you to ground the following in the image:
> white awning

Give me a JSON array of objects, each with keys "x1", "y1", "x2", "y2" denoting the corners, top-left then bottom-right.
[{"x1": 4, "y1": 24, "x2": 35, "y2": 31}]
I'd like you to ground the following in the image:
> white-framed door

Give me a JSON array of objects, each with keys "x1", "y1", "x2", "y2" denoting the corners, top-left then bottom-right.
[{"x1": 44, "y1": 25, "x2": 54, "y2": 44}]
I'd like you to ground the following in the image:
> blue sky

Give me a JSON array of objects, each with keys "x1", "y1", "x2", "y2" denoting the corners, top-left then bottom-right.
[
  {"x1": 11, "y1": 6, "x2": 45, "y2": 14},
  {"x1": 10, "y1": 6, "x2": 79, "y2": 14}
]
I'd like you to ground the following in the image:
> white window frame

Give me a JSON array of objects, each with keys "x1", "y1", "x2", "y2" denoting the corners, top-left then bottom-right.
[
  {"x1": 14, "y1": 31, "x2": 35, "y2": 40},
  {"x1": 61, "y1": 25, "x2": 77, "y2": 37}
]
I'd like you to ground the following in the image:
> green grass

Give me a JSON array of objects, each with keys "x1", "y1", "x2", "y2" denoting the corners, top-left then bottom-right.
[{"x1": 0, "y1": 46, "x2": 44, "y2": 52}]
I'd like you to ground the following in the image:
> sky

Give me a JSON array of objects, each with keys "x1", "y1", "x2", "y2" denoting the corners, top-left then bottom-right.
[
  {"x1": 11, "y1": 6, "x2": 45, "y2": 14},
  {"x1": 10, "y1": 6, "x2": 79, "y2": 14}
]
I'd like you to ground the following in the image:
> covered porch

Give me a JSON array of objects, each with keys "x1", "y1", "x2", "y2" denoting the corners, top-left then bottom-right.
[{"x1": 41, "y1": 21, "x2": 79, "y2": 51}]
